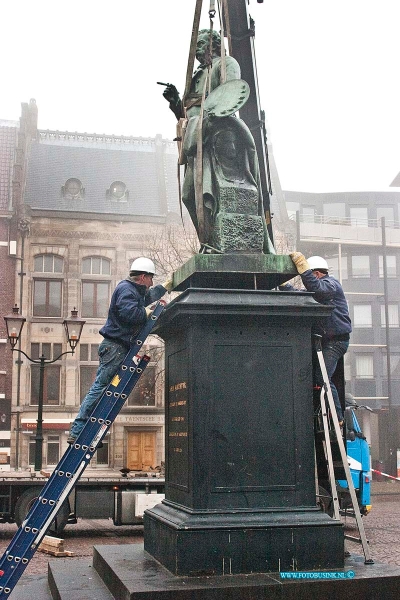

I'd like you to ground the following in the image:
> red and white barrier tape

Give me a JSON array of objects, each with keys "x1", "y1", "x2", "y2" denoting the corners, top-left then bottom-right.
[{"x1": 372, "y1": 469, "x2": 400, "y2": 481}]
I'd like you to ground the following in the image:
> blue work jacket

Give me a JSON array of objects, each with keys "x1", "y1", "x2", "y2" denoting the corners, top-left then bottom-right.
[
  {"x1": 282, "y1": 271, "x2": 352, "y2": 341},
  {"x1": 99, "y1": 279, "x2": 166, "y2": 348}
]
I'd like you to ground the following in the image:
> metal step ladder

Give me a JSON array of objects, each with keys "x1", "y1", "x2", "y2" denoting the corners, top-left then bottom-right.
[
  {"x1": 0, "y1": 301, "x2": 165, "y2": 598},
  {"x1": 314, "y1": 335, "x2": 373, "y2": 565}
]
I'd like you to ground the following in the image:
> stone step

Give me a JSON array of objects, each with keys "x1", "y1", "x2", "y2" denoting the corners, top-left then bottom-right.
[
  {"x1": 11, "y1": 543, "x2": 400, "y2": 600},
  {"x1": 12, "y1": 573, "x2": 52, "y2": 600},
  {"x1": 48, "y1": 557, "x2": 114, "y2": 600},
  {"x1": 92, "y1": 543, "x2": 400, "y2": 600}
]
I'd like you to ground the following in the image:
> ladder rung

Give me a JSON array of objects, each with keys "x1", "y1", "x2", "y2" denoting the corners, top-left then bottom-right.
[{"x1": 345, "y1": 534, "x2": 369, "y2": 545}]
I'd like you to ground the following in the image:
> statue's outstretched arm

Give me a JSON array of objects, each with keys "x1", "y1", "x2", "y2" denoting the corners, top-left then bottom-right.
[{"x1": 161, "y1": 83, "x2": 183, "y2": 121}]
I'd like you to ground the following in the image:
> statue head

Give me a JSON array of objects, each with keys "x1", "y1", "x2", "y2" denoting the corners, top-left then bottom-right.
[{"x1": 196, "y1": 29, "x2": 222, "y2": 64}]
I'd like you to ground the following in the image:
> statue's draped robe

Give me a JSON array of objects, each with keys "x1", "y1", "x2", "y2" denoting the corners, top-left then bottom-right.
[{"x1": 182, "y1": 56, "x2": 275, "y2": 254}]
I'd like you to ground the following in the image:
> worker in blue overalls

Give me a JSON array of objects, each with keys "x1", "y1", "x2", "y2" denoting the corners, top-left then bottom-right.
[
  {"x1": 68, "y1": 257, "x2": 172, "y2": 444},
  {"x1": 281, "y1": 253, "x2": 352, "y2": 424}
]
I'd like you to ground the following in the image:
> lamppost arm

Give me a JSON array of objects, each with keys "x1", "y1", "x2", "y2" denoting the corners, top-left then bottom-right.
[{"x1": 10, "y1": 348, "x2": 74, "y2": 365}]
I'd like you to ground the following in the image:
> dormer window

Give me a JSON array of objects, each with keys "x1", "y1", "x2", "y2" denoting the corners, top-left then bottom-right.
[
  {"x1": 107, "y1": 181, "x2": 128, "y2": 202},
  {"x1": 62, "y1": 178, "x2": 85, "y2": 200}
]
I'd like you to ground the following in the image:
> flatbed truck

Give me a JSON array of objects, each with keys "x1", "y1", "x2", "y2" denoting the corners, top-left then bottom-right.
[{"x1": 0, "y1": 469, "x2": 165, "y2": 534}]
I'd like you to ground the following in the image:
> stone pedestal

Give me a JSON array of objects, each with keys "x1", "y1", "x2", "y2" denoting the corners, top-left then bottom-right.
[{"x1": 144, "y1": 286, "x2": 344, "y2": 576}]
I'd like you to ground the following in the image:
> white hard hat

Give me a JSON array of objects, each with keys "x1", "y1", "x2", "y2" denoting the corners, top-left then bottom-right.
[
  {"x1": 307, "y1": 256, "x2": 329, "y2": 272},
  {"x1": 130, "y1": 257, "x2": 156, "y2": 275}
]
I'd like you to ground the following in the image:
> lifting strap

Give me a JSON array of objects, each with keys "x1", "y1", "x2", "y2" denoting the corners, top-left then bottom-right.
[
  {"x1": 0, "y1": 301, "x2": 166, "y2": 598},
  {"x1": 183, "y1": 0, "x2": 203, "y2": 106},
  {"x1": 218, "y1": 0, "x2": 227, "y2": 84},
  {"x1": 195, "y1": 75, "x2": 208, "y2": 244},
  {"x1": 180, "y1": 0, "x2": 230, "y2": 245}
]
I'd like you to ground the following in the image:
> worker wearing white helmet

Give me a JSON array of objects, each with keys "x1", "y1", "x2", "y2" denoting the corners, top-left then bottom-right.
[
  {"x1": 281, "y1": 252, "x2": 352, "y2": 424},
  {"x1": 68, "y1": 258, "x2": 173, "y2": 444}
]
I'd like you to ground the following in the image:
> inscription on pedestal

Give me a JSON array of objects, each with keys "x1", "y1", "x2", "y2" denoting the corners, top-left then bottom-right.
[{"x1": 168, "y1": 350, "x2": 189, "y2": 491}]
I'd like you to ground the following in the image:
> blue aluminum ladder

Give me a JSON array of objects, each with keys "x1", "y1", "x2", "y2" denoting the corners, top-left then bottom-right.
[{"x1": 0, "y1": 301, "x2": 165, "y2": 598}]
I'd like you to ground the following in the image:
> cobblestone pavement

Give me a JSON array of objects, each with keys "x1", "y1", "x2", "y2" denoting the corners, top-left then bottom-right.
[
  {"x1": 0, "y1": 489, "x2": 399, "y2": 577},
  {"x1": 345, "y1": 490, "x2": 400, "y2": 566},
  {"x1": 0, "y1": 518, "x2": 144, "y2": 575}
]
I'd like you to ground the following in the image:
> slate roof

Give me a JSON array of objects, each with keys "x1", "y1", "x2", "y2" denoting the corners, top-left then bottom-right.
[
  {"x1": 25, "y1": 131, "x2": 180, "y2": 218},
  {"x1": 0, "y1": 121, "x2": 18, "y2": 211}
]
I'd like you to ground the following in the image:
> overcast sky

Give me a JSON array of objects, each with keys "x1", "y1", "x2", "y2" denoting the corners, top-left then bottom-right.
[{"x1": 1, "y1": 0, "x2": 399, "y2": 193}]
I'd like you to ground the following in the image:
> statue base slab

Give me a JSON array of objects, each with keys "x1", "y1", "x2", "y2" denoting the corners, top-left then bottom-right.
[{"x1": 173, "y1": 253, "x2": 297, "y2": 291}]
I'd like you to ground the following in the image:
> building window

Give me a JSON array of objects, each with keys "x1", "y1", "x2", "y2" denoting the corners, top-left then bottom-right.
[
  {"x1": 62, "y1": 178, "x2": 84, "y2": 199},
  {"x1": 80, "y1": 343, "x2": 99, "y2": 400},
  {"x1": 31, "y1": 365, "x2": 61, "y2": 406},
  {"x1": 33, "y1": 254, "x2": 64, "y2": 317},
  {"x1": 350, "y1": 206, "x2": 368, "y2": 227},
  {"x1": 47, "y1": 435, "x2": 60, "y2": 465},
  {"x1": 80, "y1": 366, "x2": 98, "y2": 400},
  {"x1": 286, "y1": 201, "x2": 299, "y2": 220},
  {"x1": 353, "y1": 305, "x2": 372, "y2": 328},
  {"x1": 128, "y1": 367, "x2": 156, "y2": 406},
  {"x1": 80, "y1": 343, "x2": 99, "y2": 362},
  {"x1": 343, "y1": 353, "x2": 351, "y2": 381},
  {"x1": 107, "y1": 181, "x2": 129, "y2": 202},
  {"x1": 383, "y1": 353, "x2": 400, "y2": 378},
  {"x1": 377, "y1": 206, "x2": 395, "y2": 226},
  {"x1": 29, "y1": 435, "x2": 60, "y2": 466},
  {"x1": 33, "y1": 280, "x2": 62, "y2": 316},
  {"x1": 379, "y1": 255, "x2": 396, "y2": 278},
  {"x1": 323, "y1": 203, "x2": 345, "y2": 222},
  {"x1": 355, "y1": 354, "x2": 374, "y2": 379},
  {"x1": 351, "y1": 255, "x2": 370, "y2": 278},
  {"x1": 302, "y1": 206, "x2": 315, "y2": 223},
  {"x1": 82, "y1": 282, "x2": 109, "y2": 318},
  {"x1": 82, "y1": 257, "x2": 111, "y2": 275},
  {"x1": 34, "y1": 254, "x2": 63, "y2": 273},
  {"x1": 381, "y1": 304, "x2": 399, "y2": 328},
  {"x1": 28, "y1": 439, "x2": 35, "y2": 466},
  {"x1": 326, "y1": 255, "x2": 348, "y2": 280},
  {"x1": 31, "y1": 342, "x2": 62, "y2": 361},
  {"x1": 96, "y1": 440, "x2": 109, "y2": 465}
]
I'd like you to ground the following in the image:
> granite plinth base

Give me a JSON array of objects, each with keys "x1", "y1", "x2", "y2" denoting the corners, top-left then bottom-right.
[
  {"x1": 172, "y1": 253, "x2": 297, "y2": 290},
  {"x1": 144, "y1": 501, "x2": 344, "y2": 576}
]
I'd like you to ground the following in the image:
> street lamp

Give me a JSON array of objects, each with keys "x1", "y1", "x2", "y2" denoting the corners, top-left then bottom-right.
[{"x1": 4, "y1": 306, "x2": 85, "y2": 472}]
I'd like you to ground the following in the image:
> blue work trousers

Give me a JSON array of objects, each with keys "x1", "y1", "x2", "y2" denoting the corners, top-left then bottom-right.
[
  {"x1": 69, "y1": 339, "x2": 127, "y2": 438},
  {"x1": 314, "y1": 339, "x2": 349, "y2": 422}
]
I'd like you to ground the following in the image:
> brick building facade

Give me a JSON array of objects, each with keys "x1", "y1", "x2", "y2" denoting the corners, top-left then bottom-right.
[
  {"x1": 0, "y1": 102, "x2": 37, "y2": 469},
  {"x1": 6, "y1": 118, "x2": 192, "y2": 472}
]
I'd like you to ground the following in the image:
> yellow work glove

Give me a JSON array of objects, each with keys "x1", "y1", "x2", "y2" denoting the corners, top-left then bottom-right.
[
  {"x1": 145, "y1": 306, "x2": 153, "y2": 318},
  {"x1": 289, "y1": 252, "x2": 310, "y2": 275},
  {"x1": 162, "y1": 278, "x2": 174, "y2": 292}
]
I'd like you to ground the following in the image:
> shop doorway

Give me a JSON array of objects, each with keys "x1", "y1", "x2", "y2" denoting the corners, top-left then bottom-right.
[{"x1": 127, "y1": 431, "x2": 156, "y2": 471}]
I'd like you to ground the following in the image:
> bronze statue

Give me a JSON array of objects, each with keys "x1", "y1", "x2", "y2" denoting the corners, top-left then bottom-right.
[{"x1": 162, "y1": 29, "x2": 275, "y2": 254}]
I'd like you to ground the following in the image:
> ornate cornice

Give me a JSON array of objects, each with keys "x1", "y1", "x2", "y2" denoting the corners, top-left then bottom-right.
[
  {"x1": 38, "y1": 130, "x2": 176, "y2": 149},
  {"x1": 30, "y1": 228, "x2": 148, "y2": 242}
]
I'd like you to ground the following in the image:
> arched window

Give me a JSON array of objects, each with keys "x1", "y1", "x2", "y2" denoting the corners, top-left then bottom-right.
[
  {"x1": 34, "y1": 254, "x2": 63, "y2": 273},
  {"x1": 82, "y1": 257, "x2": 111, "y2": 275},
  {"x1": 33, "y1": 254, "x2": 64, "y2": 317},
  {"x1": 81, "y1": 257, "x2": 111, "y2": 318}
]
